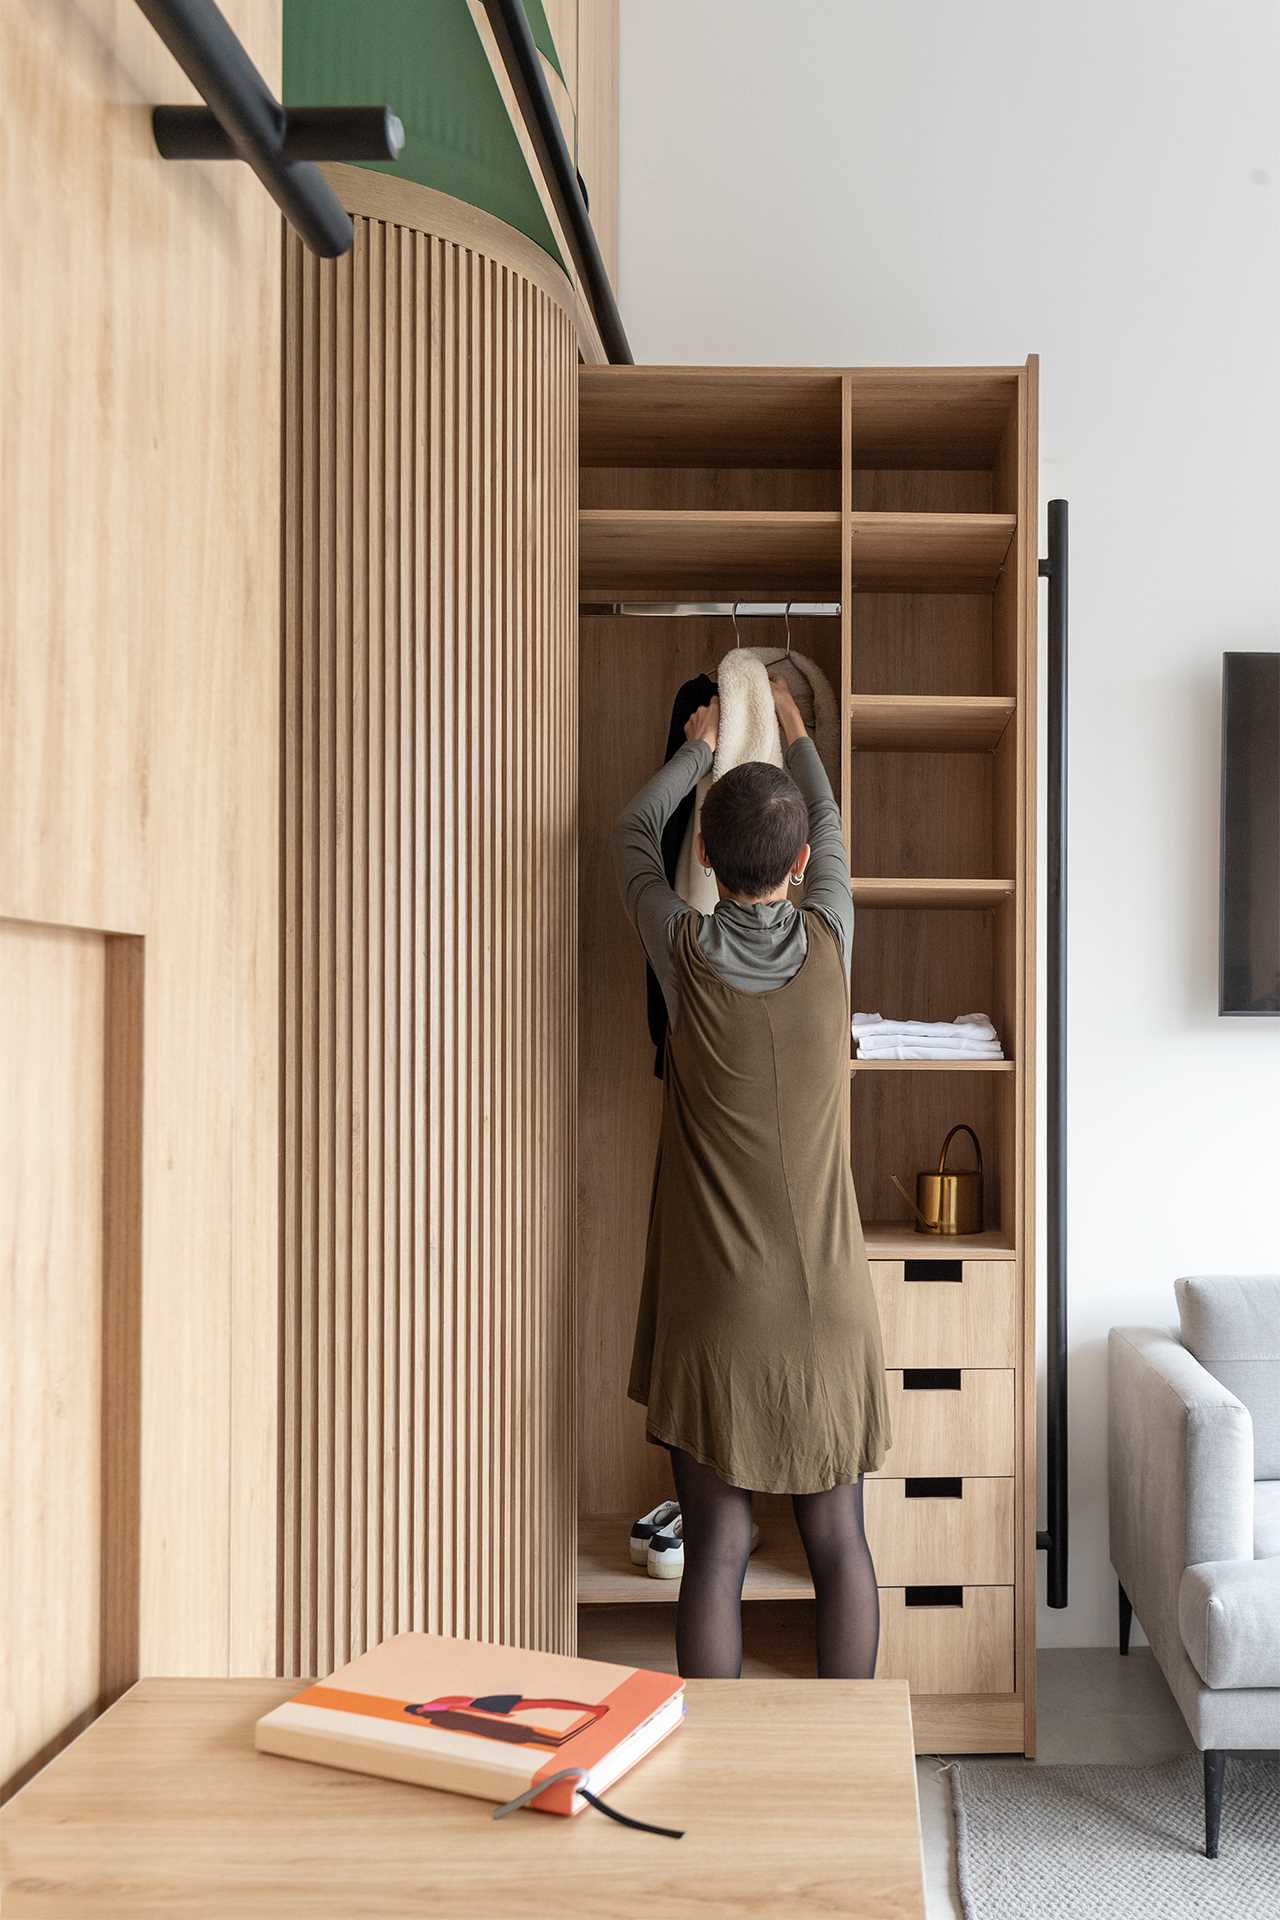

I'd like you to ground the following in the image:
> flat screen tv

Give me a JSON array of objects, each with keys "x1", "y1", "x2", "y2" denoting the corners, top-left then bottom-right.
[{"x1": 1220, "y1": 651, "x2": 1280, "y2": 1015}]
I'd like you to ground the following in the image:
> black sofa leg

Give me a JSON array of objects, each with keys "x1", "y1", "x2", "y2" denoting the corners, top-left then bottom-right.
[
  {"x1": 1118, "y1": 1581, "x2": 1132, "y2": 1656},
  {"x1": 1204, "y1": 1750, "x2": 1226, "y2": 1858}
]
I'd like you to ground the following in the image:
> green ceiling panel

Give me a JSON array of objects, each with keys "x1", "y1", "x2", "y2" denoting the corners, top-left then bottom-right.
[
  {"x1": 285, "y1": 0, "x2": 563, "y2": 267},
  {"x1": 520, "y1": 0, "x2": 566, "y2": 85}
]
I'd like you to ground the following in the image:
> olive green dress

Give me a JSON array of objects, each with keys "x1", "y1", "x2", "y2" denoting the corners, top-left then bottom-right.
[{"x1": 628, "y1": 908, "x2": 891, "y2": 1494}]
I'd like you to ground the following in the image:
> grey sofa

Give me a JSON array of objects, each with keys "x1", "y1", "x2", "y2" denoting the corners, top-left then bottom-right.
[{"x1": 1109, "y1": 1274, "x2": 1280, "y2": 1857}]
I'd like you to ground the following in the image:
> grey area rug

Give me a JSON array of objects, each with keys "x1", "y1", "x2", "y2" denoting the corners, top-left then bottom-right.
[{"x1": 952, "y1": 1755, "x2": 1280, "y2": 1920}]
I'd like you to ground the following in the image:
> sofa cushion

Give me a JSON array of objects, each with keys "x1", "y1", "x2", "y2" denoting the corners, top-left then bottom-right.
[
  {"x1": 1180, "y1": 1555, "x2": 1280, "y2": 1688},
  {"x1": 1255, "y1": 1480, "x2": 1280, "y2": 1559},
  {"x1": 1176, "y1": 1275, "x2": 1280, "y2": 1477}
]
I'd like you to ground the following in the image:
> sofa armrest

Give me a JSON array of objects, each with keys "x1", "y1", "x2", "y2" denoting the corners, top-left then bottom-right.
[
  {"x1": 1109, "y1": 1327, "x2": 1254, "y2": 1656},
  {"x1": 1180, "y1": 1556, "x2": 1280, "y2": 1688}
]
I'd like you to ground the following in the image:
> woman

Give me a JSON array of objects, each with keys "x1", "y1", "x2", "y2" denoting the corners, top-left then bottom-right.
[{"x1": 612, "y1": 677, "x2": 890, "y2": 1680}]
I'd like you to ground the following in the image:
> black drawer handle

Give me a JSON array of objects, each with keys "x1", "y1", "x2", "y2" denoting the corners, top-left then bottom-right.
[
  {"x1": 906, "y1": 1477, "x2": 963, "y2": 1499},
  {"x1": 905, "y1": 1259, "x2": 963, "y2": 1283},
  {"x1": 905, "y1": 1585, "x2": 964, "y2": 1608},
  {"x1": 902, "y1": 1368, "x2": 962, "y2": 1391}
]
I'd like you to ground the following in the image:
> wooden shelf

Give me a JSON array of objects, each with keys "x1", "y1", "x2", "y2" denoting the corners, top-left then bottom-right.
[
  {"x1": 849, "y1": 512, "x2": 1016, "y2": 590},
  {"x1": 579, "y1": 1513, "x2": 814, "y2": 1606},
  {"x1": 579, "y1": 367, "x2": 843, "y2": 467},
  {"x1": 862, "y1": 1223, "x2": 1016, "y2": 1260},
  {"x1": 846, "y1": 369, "x2": 1021, "y2": 468},
  {"x1": 579, "y1": 1602, "x2": 817, "y2": 1678},
  {"x1": 577, "y1": 366, "x2": 1021, "y2": 470},
  {"x1": 578, "y1": 508, "x2": 1013, "y2": 597},
  {"x1": 578, "y1": 509, "x2": 841, "y2": 597},
  {"x1": 851, "y1": 877, "x2": 1014, "y2": 909},
  {"x1": 850, "y1": 694, "x2": 1015, "y2": 752},
  {"x1": 850, "y1": 1058, "x2": 1013, "y2": 1073}
]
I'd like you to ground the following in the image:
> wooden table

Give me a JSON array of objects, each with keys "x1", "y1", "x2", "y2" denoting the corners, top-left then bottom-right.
[{"x1": 0, "y1": 1678, "x2": 926, "y2": 1918}]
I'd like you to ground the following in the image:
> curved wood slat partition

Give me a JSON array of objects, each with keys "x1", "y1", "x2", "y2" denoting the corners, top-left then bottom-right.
[{"x1": 282, "y1": 208, "x2": 578, "y2": 1677}]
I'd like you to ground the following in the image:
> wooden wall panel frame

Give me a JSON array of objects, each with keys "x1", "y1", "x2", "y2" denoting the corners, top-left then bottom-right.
[{"x1": 2, "y1": 0, "x2": 281, "y2": 1794}]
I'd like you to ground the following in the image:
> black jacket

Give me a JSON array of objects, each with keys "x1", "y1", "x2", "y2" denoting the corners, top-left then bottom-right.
[{"x1": 645, "y1": 674, "x2": 717, "y2": 1077}]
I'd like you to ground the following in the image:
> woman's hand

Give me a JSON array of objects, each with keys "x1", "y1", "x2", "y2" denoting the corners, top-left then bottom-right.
[
  {"x1": 770, "y1": 676, "x2": 807, "y2": 746},
  {"x1": 685, "y1": 697, "x2": 719, "y2": 753}
]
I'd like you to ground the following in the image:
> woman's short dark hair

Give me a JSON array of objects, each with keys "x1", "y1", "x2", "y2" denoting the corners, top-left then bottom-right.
[{"x1": 701, "y1": 761, "x2": 808, "y2": 898}]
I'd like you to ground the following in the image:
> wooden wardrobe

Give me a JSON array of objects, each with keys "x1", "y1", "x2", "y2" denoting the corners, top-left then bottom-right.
[{"x1": 576, "y1": 364, "x2": 1039, "y2": 1756}]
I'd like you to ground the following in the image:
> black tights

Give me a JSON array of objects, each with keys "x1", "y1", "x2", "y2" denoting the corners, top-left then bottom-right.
[{"x1": 670, "y1": 1448, "x2": 880, "y2": 1680}]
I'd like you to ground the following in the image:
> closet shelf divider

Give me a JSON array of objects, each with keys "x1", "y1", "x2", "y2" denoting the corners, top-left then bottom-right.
[
  {"x1": 578, "y1": 508, "x2": 841, "y2": 597},
  {"x1": 579, "y1": 1512, "x2": 817, "y2": 1605},
  {"x1": 849, "y1": 1058, "x2": 1014, "y2": 1073},
  {"x1": 578, "y1": 507, "x2": 1015, "y2": 598},
  {"x1": 848, "y1": 512, "x2": 1017, "y2": 590},
  {"x1": 851, "y1": 877, "x2": 1015, "y2": 909},
  {"x1": 850, "y1": 694, "x2": 1016, "y2": 753},
  {"x1": 861, "y1": 1223, "x2": 1017, "y2": 1260}
]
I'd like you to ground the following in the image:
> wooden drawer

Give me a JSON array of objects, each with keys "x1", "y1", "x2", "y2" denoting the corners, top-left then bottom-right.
[
  {"x1": 865, "y1": 1477, "x2": 1014, "y2": 1585},
  {"x1": 872, "y1": 1260, "x2": 1017, "y2": 1367},
  {"x1": 872, "y1": 1369, "x2": 1015, "y2": 1477},
  {"x1": 878, "y1": 1585, "x2": 1014, "y2": 1694}
]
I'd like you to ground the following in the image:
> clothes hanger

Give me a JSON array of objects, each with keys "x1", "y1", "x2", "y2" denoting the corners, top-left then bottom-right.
[
  {"x1": 751, "y1": 602, "x2": 794, "y2": 671},
  {"x1": 704, "y1": 603, "x2": 743, "y2": 684},
  {"x1": 709, "y1": 601, "x2": 795, "y2": 684}
]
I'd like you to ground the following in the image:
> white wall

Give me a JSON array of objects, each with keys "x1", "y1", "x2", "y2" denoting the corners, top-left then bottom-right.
[{"x1": 618, "y1": 0, "x2": 1280, "y2": 1648}]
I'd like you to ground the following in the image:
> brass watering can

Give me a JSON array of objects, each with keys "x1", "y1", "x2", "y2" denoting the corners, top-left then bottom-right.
[{"x1": 892, "y1": 1124, "x2": 984, "y2": 1237}]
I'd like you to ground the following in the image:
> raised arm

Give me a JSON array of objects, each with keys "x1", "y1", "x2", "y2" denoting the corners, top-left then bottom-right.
[
  {"x1": 612, "y1": 701, "x2": 718, "y2": 987},
  {"x1": 772, "y1": 681, "x2": 853, "y2": 976}
]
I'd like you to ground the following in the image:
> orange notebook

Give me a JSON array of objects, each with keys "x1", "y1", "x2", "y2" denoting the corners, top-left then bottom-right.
[{"x1": 255, "y1": 1631, "x2": 685, "y2": 1818}]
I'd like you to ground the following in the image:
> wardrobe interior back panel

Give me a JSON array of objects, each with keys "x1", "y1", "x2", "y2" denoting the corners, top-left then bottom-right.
[
  {"x1": 851, "y1": 595, "x2": 997, "y2": 696},
  {"x1": 851, "y1": 906, "x2": 998, "y2": 1027},
  {"x1": 578, "y1": 613, "x2": 840, "y2": 1522},
  {"x1": 852, "y1": 753, "x2": 996, "y2": 878},
  {"x1": 580, "y1": 468, "x2": 841, "y2": 511},
  {"x1": 850, "y1": 1072, "x2": 1006, "y2": 1231},
  {"x1": 851, "y1": 470, "x2": 994, "y2": 512}
]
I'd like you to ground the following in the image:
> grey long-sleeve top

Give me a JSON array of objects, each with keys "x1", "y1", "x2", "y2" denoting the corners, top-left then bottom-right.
[{"x1": 612, "y1": 734, "x2": 853, "y2": 1033}]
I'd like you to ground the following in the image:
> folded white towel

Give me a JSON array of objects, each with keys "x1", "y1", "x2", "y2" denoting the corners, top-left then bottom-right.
[
  {"x1": 853, "y1": 1011, "x2": 998, "y2": 1042},
  {"x1": 857, "y1": 1031, "x2": 1002, "y2": 1054},
  {"x1": 856, "y1": 1040, "x2": 1005, "y2": 1061}
]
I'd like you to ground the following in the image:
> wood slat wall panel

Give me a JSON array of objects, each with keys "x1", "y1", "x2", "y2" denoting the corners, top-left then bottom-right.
[{"x1": 282, "y1": 214, "x2": 578, "y2": 1676}]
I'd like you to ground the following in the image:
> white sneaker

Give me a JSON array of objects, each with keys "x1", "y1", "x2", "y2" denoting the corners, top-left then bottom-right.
[
  {"x1": 646, "y1": 1513, "x2": 684, "y2": 1579},
  {"x1": 645, "y1": 1516, "x2": 763, "y2": 1580},
  {"x1": 629, "y1": 1500, "x2": 680, "y2": 1567}
]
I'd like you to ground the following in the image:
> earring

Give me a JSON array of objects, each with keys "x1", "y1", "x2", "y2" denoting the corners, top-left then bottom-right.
[
  {"x1": 703, "y1": 865, "x2": 714, "y2": 878},
  {"x1": 789, "y1": 872, "x2": 803, "y2": 887}
]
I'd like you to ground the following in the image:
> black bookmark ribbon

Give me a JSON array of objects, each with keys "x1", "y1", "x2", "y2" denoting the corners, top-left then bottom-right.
[
  {"x1": 577, "y1": 1786, "x2": 685, "y2": 1839},
  {"x1": 493, "y1": 1766, "x2": 685, "y2": 1838}
]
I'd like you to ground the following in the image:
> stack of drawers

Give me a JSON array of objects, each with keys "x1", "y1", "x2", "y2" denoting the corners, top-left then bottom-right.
[{"x1": 867, "y1": 1259, "x2": 1017, "y2": 1695}]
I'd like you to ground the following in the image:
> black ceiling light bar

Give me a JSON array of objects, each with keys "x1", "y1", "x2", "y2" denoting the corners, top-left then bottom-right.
[
  {"x1": 136, "y1": 0, "x2": 404, "y2": 258},
  {"x1": 480, "y1": 0, "x2": 633, "y2": 364}
]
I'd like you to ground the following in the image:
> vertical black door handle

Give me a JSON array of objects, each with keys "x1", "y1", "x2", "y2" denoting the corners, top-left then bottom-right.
[{"x1": 1037, "y1": 499, "x2": 1069, "y2": 1608}]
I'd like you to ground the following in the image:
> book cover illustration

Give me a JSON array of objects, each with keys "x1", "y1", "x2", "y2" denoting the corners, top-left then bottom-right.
[
  {"x1": 255, "y1": 1631, "x2": 684, "y2": 1816},
  {"x1": 404, "y1": 1690, "x2": 610, "y2": 1748}
]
